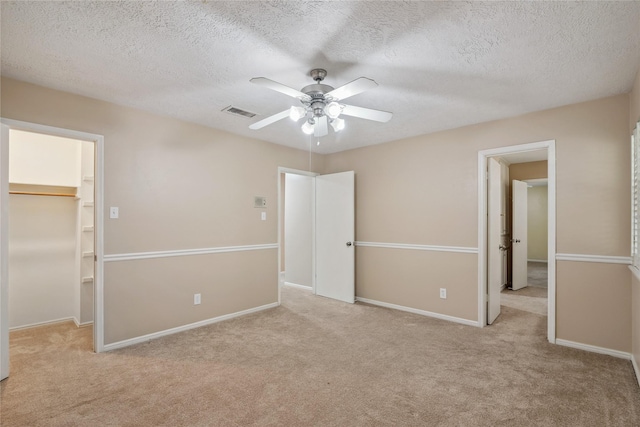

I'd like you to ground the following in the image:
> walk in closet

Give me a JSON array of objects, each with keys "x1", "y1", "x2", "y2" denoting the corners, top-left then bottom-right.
[{"x1": 8, "y1": 129, "x2": 94, "y2": 329}]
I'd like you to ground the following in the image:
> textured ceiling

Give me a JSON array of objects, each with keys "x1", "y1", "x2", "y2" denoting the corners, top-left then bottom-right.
[{"x1": 2, "y1": 1, "x2": 640, "y2": 154}]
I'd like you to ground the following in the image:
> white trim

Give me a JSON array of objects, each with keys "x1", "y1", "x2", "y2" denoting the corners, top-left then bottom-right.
[
  {"x1": 478, "y1": 150, "x2": 488, "y2": 332},
  {"x1": 103, "y1": 302, "x2": 279, "y2": 352},
  {"x1": 633, "y1": 355, "x2": 640, "y2": 388},
  {"x1": 355, "y1": 241, "x2": 478, "y2": 254},
  {"x1": 9, "y1": 317, "x2": 78, "y2": 332},
  {"x1": 548, "y1": 142, "x2": 557, "y2": 343},
  {"x1": 528, "y1": 259, "x2": 548, "y2": 263},
  {"x1": 104, "y1": 243, "x2": 278, "y2": 262},
  {"x1": 630, "y1": 265, "x2": 640, "y2": 282},
  {"x1": 356, "y1": 297, "x2": 480, "y2": 327},
  {"x1": 283, "y1": 282, "x2": 313, "y2": 291},
  {"x1": 0, "y1": 124, "x2": 9, "y2": 380},
  {"x1": 478, "y1": 140, "x2": 556, "y2": 343},
  {"x1": 555, "y1": 338, "x2": 631, "y2": 360},
  {"x1": 556, "y1": 253, "x2": 631, "y2": 265}
]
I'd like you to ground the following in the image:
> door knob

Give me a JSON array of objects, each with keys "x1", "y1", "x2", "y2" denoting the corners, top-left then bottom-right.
[
  {"x1": 346, "y1": 241, "x2": 353, "y2": 247},
  {"x1": 511, "y1": 239, "x2": 521, "y2": 243}
]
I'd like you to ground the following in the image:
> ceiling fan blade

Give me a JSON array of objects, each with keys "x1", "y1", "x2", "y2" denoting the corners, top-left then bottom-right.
[
  {"x1": 249, "y1": 109, "x2": 290, "y2": 130},
  {"x1": 325, "y1": 77, "x2": 378, "y2": 101},
  {"x1": 314, "y1": 116, "x2": 328, "y2": 137},
  {"x1": 341, "y1": 104, "x2": 393, "y2": 123},
  {"x1": 250, "y1": 77, "x2": 311, "y2": 101}
]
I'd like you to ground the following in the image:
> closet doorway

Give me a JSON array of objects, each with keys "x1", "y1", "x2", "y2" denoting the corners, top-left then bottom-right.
[{"x1": 1, "y1": 119, "x2": 104, "y2": 382}]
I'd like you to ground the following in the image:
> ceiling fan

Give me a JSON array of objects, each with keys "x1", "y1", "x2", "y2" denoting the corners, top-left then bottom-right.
[{"x1": 249, "y1": 68, "x2": 392, "y2": 138}]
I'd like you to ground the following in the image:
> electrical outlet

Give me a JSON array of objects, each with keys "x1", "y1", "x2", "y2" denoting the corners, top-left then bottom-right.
[
  {"x1": 109, "y1": 207, "x2": 119, "y2": 219},
  {"x1": 194, "y1": 293, "x2": 201, "y2": 305},
  {"x1": 439, "y1": 288, "x2": 447, "y2": 299}
]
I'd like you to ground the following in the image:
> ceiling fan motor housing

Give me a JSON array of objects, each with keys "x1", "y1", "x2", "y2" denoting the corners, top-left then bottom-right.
[{"x1": 301, "y1": 84, "x2": 334, "y2": 119}]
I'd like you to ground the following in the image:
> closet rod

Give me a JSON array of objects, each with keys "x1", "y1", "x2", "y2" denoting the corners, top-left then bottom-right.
[{"x1": 9, "y1": 191, "x2": 76, "y2": 198}]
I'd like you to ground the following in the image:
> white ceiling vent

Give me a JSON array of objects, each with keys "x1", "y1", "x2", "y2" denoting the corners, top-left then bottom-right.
[{"x1": 222, "y1": 106, "x2": 257, "y2": 119}]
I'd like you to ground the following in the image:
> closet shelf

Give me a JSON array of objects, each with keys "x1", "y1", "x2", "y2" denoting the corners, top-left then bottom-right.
[
  {"x1": 9, "y1": 183, "x2": 77, "y2": 198},
  {"x1": 10, "y1": 190, "x2": 76, "y2": 198}
]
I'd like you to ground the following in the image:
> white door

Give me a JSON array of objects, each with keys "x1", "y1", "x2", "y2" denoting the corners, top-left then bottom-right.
[
  {"x1": 487, "y1": 158, "x2": 502, "y2": 324},
  {"x1": 315, "y1": 171, "x2": 355, "y2": 303},
  {"x1": 512, "y1": 180, "x2": 528, "y2": 291},
  {"x1": 1, "y1": 124, "x2": 9, "y2": 381}
]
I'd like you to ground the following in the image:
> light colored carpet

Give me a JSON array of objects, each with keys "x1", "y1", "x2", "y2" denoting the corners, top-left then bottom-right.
[
  {"x1": 527, "y1": 261, "x2": 548, "y2": 288},
  {"x1": 503, "y1": 262, "x2": 548, "y2": 315},
  {"x1": 500, "y1": 292, "x2": 548, "y2": 316},
  {"x1": 2, "y1": 286, "x2": 639, "y2": 426}
]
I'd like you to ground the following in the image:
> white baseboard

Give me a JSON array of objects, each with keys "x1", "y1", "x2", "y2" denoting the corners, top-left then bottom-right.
[
  {"x1": 632, "y1": 355, "x2": 640, "y2": 388},
  {"x1": 555, "y1": 338, "x2": 631, "y2": 360},
  {"x1": 283, "y1": 282, "x2": 312, "y2": 291},
  {"x1": 103, "y1": 302, "x2": 279, "y2": 352},
  {"x1": 356, "y1": 297, "x2": 480, "y2": 327},
  {"x1": 10, "y1": 317, "x2": 77, "y2": 331},
  {"x1": 528, "y1": 259, "x2": 548, "y2": 263}
]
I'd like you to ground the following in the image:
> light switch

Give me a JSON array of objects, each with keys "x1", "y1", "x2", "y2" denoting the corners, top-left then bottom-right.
[
  {"x1": 110, "y1": 207, "x2": 119, "y2": 219},
  {"x1": 261, "y1": 212, "x2": 267, "y2": 221}
]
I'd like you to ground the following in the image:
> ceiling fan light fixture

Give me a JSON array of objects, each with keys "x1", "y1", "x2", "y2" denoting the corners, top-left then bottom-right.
[
  {"x1": 301, "y1": 119, "x2": 315, "y2": 135},
  {"x1": 289, "y1": 106, "x2": 307, "y2": 122},
  {"x1": 330, "y1": 117, "x2": 345, "y2": 132},
  {"x1": 325, "y1": 101, "x2": 342, "y2": 119}
]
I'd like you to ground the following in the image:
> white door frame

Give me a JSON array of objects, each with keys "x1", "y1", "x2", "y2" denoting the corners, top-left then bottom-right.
[
  {"x1": 277, "y1": 167, "x2": 318, "y2": 304},
  {"x1": 1, "y1": 124, "x2": 9, "y2": 380},
  {"x1": 0, "y1": 119, "x2": 105, "y2": 373},
  {"x1": 478, "y1": 140, "x2": 556, "y2": 343}
]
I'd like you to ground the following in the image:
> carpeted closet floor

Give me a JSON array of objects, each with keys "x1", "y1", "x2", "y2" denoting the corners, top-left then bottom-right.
[{"x1": 2, "y1": 284, "x2": 639, "y2": 426}]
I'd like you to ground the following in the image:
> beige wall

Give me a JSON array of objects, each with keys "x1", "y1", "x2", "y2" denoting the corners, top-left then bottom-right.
[
  {"x1": 325, "y1": 94, "x2": 631, "y2": 351},
  {"x1": 105, "y1": 250, "x2": 277, "y2": 343},
  {"x1": 557, "y1": 262, "x2": 631, "y2": 351},
  {"x1": 2, "y1": 76, "x2": 636, "y2": 355},
  {"x1": 9, "y1": 129, "x2": 82, "y2": 187},
  {"x1": 510, "y1": 160, "x2": 548, "y2": 182},
  {"x1": 527, "y1": 186, "x2": 548, "y2": 262},
  {"x1": 1, "y1": 77, "x2": 323, "y2": 344},
  {"x1": 8, "y1": 194, "x2": 78, "y2": 328}
]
